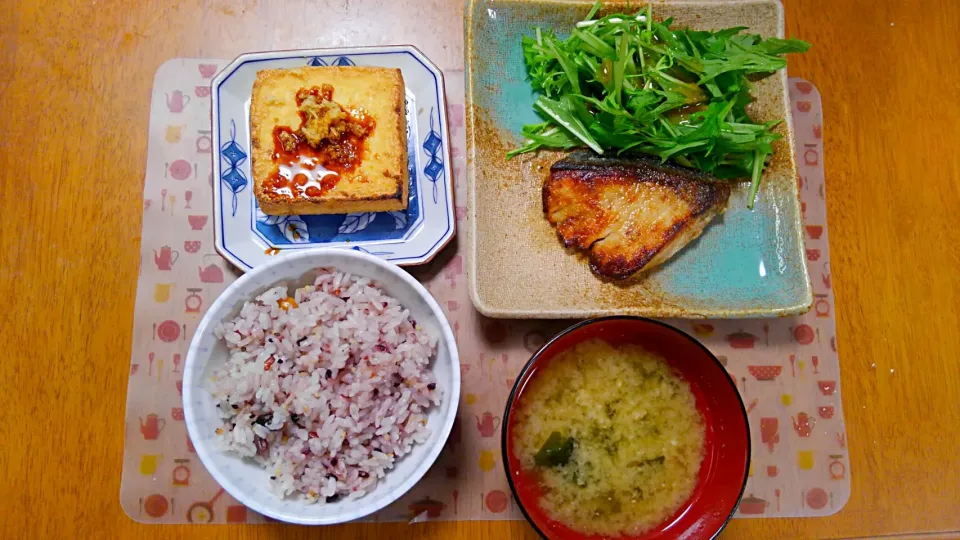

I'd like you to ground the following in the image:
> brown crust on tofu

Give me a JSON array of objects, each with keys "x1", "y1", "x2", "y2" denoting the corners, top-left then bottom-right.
[
  {"x1": 544, "y1": 151, "x2": 731, "y2": 280},
  {"x1": 250, "y1": 66, "x2": 408, "y2": 215}
]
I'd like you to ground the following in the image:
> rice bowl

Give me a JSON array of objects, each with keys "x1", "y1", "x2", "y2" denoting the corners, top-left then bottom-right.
[
  {"x1": 212, "y1": 270, "x2": 439, "y2": 502},
  {"x1": 183, "y1": 249, "x2": 460, "y2": 525}
]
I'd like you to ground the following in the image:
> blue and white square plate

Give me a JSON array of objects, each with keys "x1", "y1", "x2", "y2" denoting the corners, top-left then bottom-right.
[{"x1": 211, "y1": 46, "x2": 455, "y2": 271}]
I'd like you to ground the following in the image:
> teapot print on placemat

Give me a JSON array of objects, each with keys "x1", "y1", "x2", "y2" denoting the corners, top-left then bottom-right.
[
  {"x1": 140, "y1": 413, "x2": 166, "y2": 440},
  {"x1": 166, "y1": 90, "x2": 190, "y2": 113},
  {"x1": 199, "y1": 255, "x2": 224, "y2": 283},
  {"x1": 199, "y1": 264, "x2": 223, "y2": 283},
  {"x1": 154, "y1": 246, "x2": 179, "y2": 270},
  {"x1": 475, "y1": 412, "x2": 500, "y2": 438},
  {"x1": 792, "y1": 412, "x2": 816, "y2": 437}
]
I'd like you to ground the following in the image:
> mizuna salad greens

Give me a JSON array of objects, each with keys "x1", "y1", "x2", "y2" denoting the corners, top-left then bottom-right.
[{"x1": 508, "y1": 2, "x2": 810, "y2": 207}]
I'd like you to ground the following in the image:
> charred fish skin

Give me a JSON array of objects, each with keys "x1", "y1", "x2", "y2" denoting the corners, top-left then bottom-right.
[{"x1": 544, "y1": 151, "x2": 732, "y2": 281}]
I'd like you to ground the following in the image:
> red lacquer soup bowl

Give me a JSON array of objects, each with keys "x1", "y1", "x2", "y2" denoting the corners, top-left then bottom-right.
[{"x1": 502, "y1": 317, "x2": 750, "y2": 540}]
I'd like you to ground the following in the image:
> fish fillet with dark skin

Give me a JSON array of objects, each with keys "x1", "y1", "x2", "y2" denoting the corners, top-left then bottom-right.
[{"x1": 543, "y1": 151, "x2": 732, "y2": 280}]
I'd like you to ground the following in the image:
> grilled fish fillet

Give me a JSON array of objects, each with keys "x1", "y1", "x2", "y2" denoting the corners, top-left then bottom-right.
[{"x1": 544, "y1": 151, "x2": 732, "y2": 280}]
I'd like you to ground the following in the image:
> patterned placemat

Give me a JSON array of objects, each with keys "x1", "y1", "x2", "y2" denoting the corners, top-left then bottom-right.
[{"x1": 121, "y1": 58, "x2": 849, "y2": 523}]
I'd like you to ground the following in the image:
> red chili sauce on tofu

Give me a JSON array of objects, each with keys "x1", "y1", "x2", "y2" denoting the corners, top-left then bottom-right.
[{"x1": 263, "y1": 84, "x2": 376, "y2": 199}]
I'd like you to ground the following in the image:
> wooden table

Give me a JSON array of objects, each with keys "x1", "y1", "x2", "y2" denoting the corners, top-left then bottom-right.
[{"x1": 3, "y1": 0, "x2": 959, "y2": 538}]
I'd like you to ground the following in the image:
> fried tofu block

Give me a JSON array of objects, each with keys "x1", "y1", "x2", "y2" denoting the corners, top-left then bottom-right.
[
  {"x1": 544, "y1": 151, "x2": 731, "y2": 280},
  {"x1": 250, "y1": 66, "x2": 407, "y2": 215}
]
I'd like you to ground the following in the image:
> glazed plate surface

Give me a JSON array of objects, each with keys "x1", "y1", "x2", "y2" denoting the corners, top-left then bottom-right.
[{"x1": 465, "y1": 0, "x2": 812, "y2": 318}]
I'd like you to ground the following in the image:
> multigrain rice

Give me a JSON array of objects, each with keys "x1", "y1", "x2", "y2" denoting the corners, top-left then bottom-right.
[{"x1": 210, "y1": 268, "x2": 439, "y2": 502}]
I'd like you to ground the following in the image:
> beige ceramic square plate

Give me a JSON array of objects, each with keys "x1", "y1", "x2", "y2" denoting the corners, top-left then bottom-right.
[{"x1": 465, "y1": 0, "x2": 812, "y2": 318}]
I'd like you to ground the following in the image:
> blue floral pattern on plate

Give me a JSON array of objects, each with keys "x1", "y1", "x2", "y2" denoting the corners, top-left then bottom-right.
[
  {"x1": 308, "y1": 56, "x2": 356, "y2": 67},
  {"x1": 219, "y1": 120, "x2": 248, "y2": 216},
  {"x1": 212, "y1": 46, "x2": 454, "y2": 271},
  {"x1": 423, "y1": 108, "x2": 444, "y2": 204}
]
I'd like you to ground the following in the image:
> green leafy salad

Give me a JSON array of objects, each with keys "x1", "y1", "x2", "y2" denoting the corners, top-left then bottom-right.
[{"x1": 508, "y1": 2, "x2": 810, "y2": 207}]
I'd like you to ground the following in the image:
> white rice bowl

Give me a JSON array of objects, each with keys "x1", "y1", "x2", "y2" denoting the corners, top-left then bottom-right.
[{"x1": 183, "y1": 249, "x2": 460, "y2": 525}]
